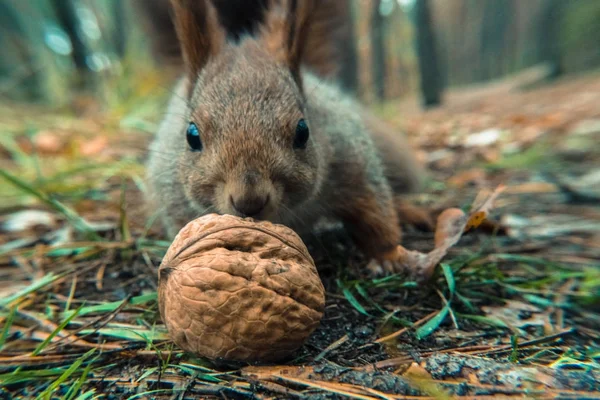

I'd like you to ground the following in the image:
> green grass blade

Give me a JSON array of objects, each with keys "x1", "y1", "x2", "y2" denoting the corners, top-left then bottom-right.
[
  {"x1": 0, "y1": 169, "x2": 101, "y2": 240},
  {"x1": 455, "y1": 292, "x2": 477, "y2": 313},
  {"x1": 126, "y1": 389, "x2": 178, "y2": 399},
  {"x1": 61, "y1": 292, "x2": 157, "y2": 319},
  {"x1": 0, "y1": 305, "x2": 17, "y2": 350},
  {"x1": 35, "y1": 349, "x2": 96, "y2": 400},
  {"x1": 441, "y1": 263, "x2": 456, "y2": 298},
  {"x1": 32, "y1": 305, "x2": 84, "y2": 356},
  {"x1": 0, "y1": 273, "x2": 59, "y2": 307},
  {"x1": 119, "y1": 180, "x2": 132, "y2": 242},
  {"x1": 78, "y1": 327, "x2": 169, "y2": 342},
  {"x1": 136, "y1": 367, "x2": 159, "y2": 383},
  {"x1": 509, "y1": 335, "x2": 519, "y2": 363},
  {"x1": 72, "y1": 390, "x2": 98, "y2": 400},
  {"x1": 337, "y1": 280, "x2": 371, "y2": 317},
  {"x1": 65, "y1": 354, "x2": 97, "y2": 400},
  {"x1": 416, "y1": 304, "x2": 450, "y2": 340},
  {"x1": 456, "y1": 313, "x2": 509, "y2": 328}
]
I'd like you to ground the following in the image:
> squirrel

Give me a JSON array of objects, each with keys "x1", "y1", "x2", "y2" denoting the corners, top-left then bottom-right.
[{"x1": 146, "y1": 0, "x2": 424, "y2": 275}]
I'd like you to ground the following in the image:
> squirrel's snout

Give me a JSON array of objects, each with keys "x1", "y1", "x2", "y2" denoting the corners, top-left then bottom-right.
[{"x1": 230, "y1": 194, "x2": 270, "y2": 218}]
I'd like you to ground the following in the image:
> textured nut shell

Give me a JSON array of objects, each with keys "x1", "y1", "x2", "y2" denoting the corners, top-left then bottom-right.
[{"x1": 158, "y1": 214, "x2": 325, "y2": 362}]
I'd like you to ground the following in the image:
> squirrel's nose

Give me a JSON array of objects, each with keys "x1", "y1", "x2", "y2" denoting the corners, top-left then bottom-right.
[{"x1": 230, "y1": 194, "x2": 269, "y2": 217}]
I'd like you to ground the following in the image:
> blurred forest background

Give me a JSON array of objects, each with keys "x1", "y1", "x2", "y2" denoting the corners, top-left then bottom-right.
[{"x1": 1, "y1": 0, "x2": 600, "y2": 109}]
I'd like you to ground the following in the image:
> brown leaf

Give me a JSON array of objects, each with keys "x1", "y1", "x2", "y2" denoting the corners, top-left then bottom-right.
[
  {"x1": 465, "y1": 184, "x2": 505, "y2": 231},
  {"x1": 394, "y1": 185, "x2": 504, "y2": 281},
  {"x1": 434, "y1": 208, "x2": 467, "y2": 248},
  {"x1": 79, "y1": 135, "x2": 108, "y2": 156},
  {"x1": 33, "y1": 131, "x2": 64, "y2": 154}
]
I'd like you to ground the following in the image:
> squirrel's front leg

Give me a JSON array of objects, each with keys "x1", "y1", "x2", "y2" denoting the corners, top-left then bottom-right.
[{"x1": 332, "y1": 186, "x2": 405, "y2": 276}]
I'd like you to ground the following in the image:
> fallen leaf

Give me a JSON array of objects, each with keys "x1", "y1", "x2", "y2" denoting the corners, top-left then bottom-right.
[
  {"x1": 501, "y1": 213, "x2": 600, "y2": 239},
  {"x1": 464, "y1": 128, "x2": 501, "y2": 147},
  {"x1": 1, "y1": 210, "x2": 57, "y2": 232},
  {"x1": 434, "y1": 208, "x2": 467, "y2": 248},
  {"x1": 33, "y1": 131, "x2": 64, "y2": 154},
  {"x1": 79, "y1": 135, "x2": 108, "y2": 156},
  {"x1": 396, "y1": 185, "x2": 504, "y2": 281},
  {"x1": 503, "y1": 182, "x2": 558, "y2": 195},
  {"x1": 556, "y1": 170, "x2": 600, "y2": 202},
  {"x1": 465, "y1": 184, "x2": 505, "y2": 231}
]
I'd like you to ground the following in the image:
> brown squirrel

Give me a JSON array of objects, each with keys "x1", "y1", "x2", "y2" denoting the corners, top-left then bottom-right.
[{"x1": 146, "y1": 0, "x2": 424, "y2": 274}]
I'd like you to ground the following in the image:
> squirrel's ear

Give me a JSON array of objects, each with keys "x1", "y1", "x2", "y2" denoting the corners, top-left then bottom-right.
[
  {"x1": 170, "y1": 0, "x2": 225, "y2": 79},
  {"x1": 261, "y1": 0, "x2": 316, "y2": 85}
]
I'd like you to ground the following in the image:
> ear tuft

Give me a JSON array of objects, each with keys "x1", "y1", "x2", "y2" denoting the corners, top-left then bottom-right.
[
  {"x1": 170, "y1": 0, "x2": 226, "y2": 79},
  {"x1": 261, "y1": 0, "x2": 317, "y2": 85}
]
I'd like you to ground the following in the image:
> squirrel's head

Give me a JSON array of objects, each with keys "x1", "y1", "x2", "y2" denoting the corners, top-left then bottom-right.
[{"x1": 169, "y1": 0, "x2": 324, "y2": 222}]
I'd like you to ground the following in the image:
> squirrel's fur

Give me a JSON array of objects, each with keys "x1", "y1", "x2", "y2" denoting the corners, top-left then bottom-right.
[{"x1": 146, "y1": 0, "x2": 423, "y2": 264}]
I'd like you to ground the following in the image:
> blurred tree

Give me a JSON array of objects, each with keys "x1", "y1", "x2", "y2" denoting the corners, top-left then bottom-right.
[
  {"x1": 50, "y1": 0, "x2": 90, "y2": 73},
  {"x1": 0, "y1": 1, "x2": 34, "y2": 100},
  {"x1": 479, "y1": 0, "x2": 513, "y2": 81},
  {"x1": 113, "y1": 0, "x2": 128, "y2": 58},
  {"x1": 338, "y1": 0, "x2": 359, "y2": 94},
  {"x1": 134, "y1": 0, "x2": 181, "y2": 64},
  {"x1": 561, "y1": 0, "x2": 600, "y2": 73},
  {"x1": 414, "y1": 0, "x2": 442, "y2": 107},
  {"x1": 370, "y1": 0, "x2": 387, "y2": 101},
  {"x1": 537, "y1": 0, "x2": 564, "y2": 79}
]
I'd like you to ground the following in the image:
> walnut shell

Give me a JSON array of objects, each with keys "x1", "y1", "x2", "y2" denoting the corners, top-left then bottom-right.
[{"x1": 158, "y1": 214, "x2": 325, "y2": 362}]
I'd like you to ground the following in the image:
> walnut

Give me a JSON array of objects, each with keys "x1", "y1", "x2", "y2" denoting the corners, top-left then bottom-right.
[{"x1": 158, "y1": 214, "x2": 325, "y2": 362}]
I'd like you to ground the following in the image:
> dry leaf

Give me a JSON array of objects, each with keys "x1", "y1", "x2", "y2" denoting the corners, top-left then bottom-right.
[
  {"x1": 79, "y1": 135, "x2": 108, "y2": 156},
  {"x1": 395, "y1": 185, "x2": 504, "y2": 281},
  {"x1": 556, "y1": 169, "x2": 600, "y2": 201},
  {"x1": 465, "y1": 184, "x2": 505, "y2": 231},
  {"x1": 464, "y1": 128, "x2": 501, "y2": 147},
  {"x1": 1, "y1": 210, "x2": 57, "y2": 233},
  {"x1": 33, "y1": 131, "x2": 64, "y2": 154},
  {"x1": 501, "y1": 213, "x2": 600, "y2": 239}
]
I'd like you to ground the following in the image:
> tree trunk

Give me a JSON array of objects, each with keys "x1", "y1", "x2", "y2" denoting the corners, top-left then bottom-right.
[
  {"x1": 51, "y1": 0, "x2": 89, "y2": 71},
  {"x1": 338, "y1": 0, "x2": 359, "y2": 94},
  {"x1": 537, "y1": 0, "x2": 563, "y2": 79},
  {"x1": 414, "y1": 0, "x2": 442, "y2": 108},
  {"x1": 113, "y1": 0, "x2": 128, "y2": 58},
  {"x1": 370, "y1": 0, "x2": 387, "y2": 101}
]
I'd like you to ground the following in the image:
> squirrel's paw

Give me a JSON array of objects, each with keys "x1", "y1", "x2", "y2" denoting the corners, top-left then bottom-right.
[
  {"x1": 366, "y1": 257, "x2": 411, "y2": 278},
  {"x1": 366, "y1": 246, "x2": 408, "y2": 277},
  {"x1": 366, "y1": 245, "x2": 431, "y2": 282}
]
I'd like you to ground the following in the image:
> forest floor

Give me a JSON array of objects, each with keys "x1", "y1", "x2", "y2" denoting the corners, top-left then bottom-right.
[{"x1": 0, "y1": 71, "x2": 599, "y2": 399}]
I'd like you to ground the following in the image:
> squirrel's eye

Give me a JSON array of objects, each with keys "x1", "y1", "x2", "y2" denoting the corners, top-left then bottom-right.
[
  {"x1": 186, "y1": 122, "x2": 203, "y2": 152},
  {"x1": 293, "y1": 118, "x2": 309, "y2": 149}
]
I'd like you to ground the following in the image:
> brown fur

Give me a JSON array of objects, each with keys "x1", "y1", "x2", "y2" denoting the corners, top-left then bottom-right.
[
  {"x1": 146, "y1": 0, "x2": 424, "y2": 267},
  {"x1": 169, "y1": 0, "x2": 225, "y2": 80}
]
